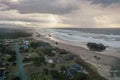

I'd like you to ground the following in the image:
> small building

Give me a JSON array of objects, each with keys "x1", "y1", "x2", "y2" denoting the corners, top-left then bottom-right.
[
  {"x1": 23, "y1": 45, "x2": 29, "y2": 50},
  {"x1": 45, "y1": 56, "x2": 54, "y2": 64},
  {"x1": 53, "y1": 55, "x2": 64, "y2": 63},
  {"x1": 0, "y1": 61, "x2": 6, "y2": 80},
  {"x1": 3, "y1": 40, "x2": 13, "y2": 46},
  {"x1": 5, "y1": 40, "x2": 13, "y2": 43},
  {"x1": 52, "y1": 50, "x2": 57, "y2": 54},
  {"x1": 22, "y1": 40, "x2": 29, "y2": 46},
  {"x1": 67, "y1": 64, "x2": 84, "y2": 76},
  {"x1": 48, "y1": 60, "x2": 53, "y2": 64}
]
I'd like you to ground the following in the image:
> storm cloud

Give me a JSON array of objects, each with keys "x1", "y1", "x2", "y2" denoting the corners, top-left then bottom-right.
[
  {"x1": 0, "y1": 0, "x2": 79, "y2": 14},
  {"x1": 0, "y1": 0, "x2": 119, "y2": 28},
  {"x1": 88, "y1": 0, "x2": 120, "y2": 6}
]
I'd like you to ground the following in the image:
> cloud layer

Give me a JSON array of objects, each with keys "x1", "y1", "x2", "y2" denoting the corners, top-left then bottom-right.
[
  {"x1": 0, "y1": 0, "x2": 120, "y2": 28},
  {"x1": 89, "y1": 0, "x2": 120, "y2": 6},
  {"x1": 0, "y1": 0, "x2": 79, "y2": 14}
]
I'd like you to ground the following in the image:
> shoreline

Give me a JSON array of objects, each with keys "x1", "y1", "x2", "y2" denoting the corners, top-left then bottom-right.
[
  {"x1": 41, "y1": 32, "x2": 120, "y2": 59},
  {"x1": 33, "y1": 32, "x2": 120, "y2": 80}
]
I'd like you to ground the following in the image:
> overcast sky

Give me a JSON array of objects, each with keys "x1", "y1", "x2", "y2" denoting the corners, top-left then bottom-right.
[{"x1": 0, "y1": 0, "x2": 120, "y2": 28}]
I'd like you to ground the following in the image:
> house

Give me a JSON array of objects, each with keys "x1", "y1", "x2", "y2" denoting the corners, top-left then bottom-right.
[
  {"x1": 48, "y1": 60, "x2": 53, "y2": 63},
  {"x1": 53, "y1": 55, "x2": 64, "y2": 63},
  {"x1": 52, "y1": 50, "x2": 57, "y2": 54},
  {"x1": 45, "y1": 56, "x2": 54, "y2": 64},
  {"x1": 20, "y1": 40, "x2": 29, "y2": 46},
  {"x1": 3, "y1": 40, "x2": 13, "y2": 46},
  {"x1": 39, "y1": 42, "x2": 52, "y2": 49},
  {"x1": 67, "y1": 64, "x2": 84, "y2": 76},
  {"x1": 23, "y1": 45, "x2": 29, "y2": 50},
  {"x1": 5, "y1": 40, "x2": 13, "y2": 43},
  {"x1": 20, "y1": 44, "x2": 29, "y2": 52},
  {"x1": 0, "y1": 61, "x2": 6, "y2": 80}
]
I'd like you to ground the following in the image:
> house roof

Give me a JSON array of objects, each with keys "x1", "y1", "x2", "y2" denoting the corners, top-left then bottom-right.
[
  {"x1": 67, "y1": 64, "x2": 84, "y2": 76},
  {"x1": 23, "y1": 45, "x2": 29, "y2": 49}
]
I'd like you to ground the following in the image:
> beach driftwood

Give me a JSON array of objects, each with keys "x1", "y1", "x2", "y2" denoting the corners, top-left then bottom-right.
[{"x1": 87, "y1": 42, "x2": 107, "y2": 51}]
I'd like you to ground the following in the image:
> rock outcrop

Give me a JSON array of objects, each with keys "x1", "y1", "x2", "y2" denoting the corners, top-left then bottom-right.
[{"x1": 87, "y1": 42, "x2": 107, "y2": 51}]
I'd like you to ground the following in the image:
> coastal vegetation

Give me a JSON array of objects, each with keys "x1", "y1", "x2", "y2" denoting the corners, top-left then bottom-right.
[
  {"x1": 0, "y1": 38, "x2": 107, "y2": 80},
  {"x1": 75, "y1": 58, "x2": 107, "y2": 80},
  {"x1": 0, "y1": 28, "x2": 32, "y2": 39},
  {"x1": 26, "y1": 40, "x2": 107, "y2": 80}
]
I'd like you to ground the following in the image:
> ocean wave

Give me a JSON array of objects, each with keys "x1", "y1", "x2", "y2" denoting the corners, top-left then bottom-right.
[{"x1": 36, "y1": 28, "x2": 120, "y2": 49}]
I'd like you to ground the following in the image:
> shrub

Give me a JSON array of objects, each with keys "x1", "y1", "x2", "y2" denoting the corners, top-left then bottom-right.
[
  {"x1": 32, "y1": 55, "x2": 45, "y2": 66},
  {"x1": 7, "y1": 55, "x2": 16, "y2": 62}
]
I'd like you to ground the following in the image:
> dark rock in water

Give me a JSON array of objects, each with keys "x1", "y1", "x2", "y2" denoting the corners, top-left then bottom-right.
[
  {"x1": 37, "y1": 34, "x2": 41, "y2": 37},
  {"x1": 55, "y1": 42, "x2": 58, "y2": 45},
  {"x1": 87, "y1": 42, "x2": 107, "y2": 51},
  {"x1": 68, "y1": 33, "x2": 72, "y2": 35},
  {"x1": 48, "y1": 34, "x2": 51, "y2": 37}
]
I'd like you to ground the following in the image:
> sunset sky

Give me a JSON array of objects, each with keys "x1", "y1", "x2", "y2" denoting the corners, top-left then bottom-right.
[{"x1": 0, "y1": 0, "x2": 120, "y2": 28}]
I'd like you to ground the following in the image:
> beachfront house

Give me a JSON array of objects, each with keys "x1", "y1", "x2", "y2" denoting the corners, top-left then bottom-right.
[{"x1": 67, "y1": 64, "x2": 85, "y2": 76}]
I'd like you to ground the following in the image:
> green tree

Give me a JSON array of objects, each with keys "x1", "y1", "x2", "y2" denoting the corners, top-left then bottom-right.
[
  {"x1": 43, "y1": 68, "x2": 49, "y2": 75},
  {"x1": 72, "y1": 72, "x2": 88, "y2": 80},
  {"x1": 32, "y1": 55, "x2": 45, "y2": 66}
]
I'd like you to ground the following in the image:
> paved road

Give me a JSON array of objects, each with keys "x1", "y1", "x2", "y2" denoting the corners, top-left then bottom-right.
[{"x1": 15, "y1": 43, "x2": 26, "y2": 80}]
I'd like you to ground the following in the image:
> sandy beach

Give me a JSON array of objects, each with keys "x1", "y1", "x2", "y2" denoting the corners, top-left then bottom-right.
[{"x1": 33, "y1": 32, "x2": 120, "y2": 80}]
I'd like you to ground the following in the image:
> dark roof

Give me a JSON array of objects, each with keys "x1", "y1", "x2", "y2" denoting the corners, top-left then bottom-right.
[
  {"x1": 69, "y1": 64, "x2": 83, "y2": 70},
  {"x1": 23, "y1": 45, "x2": 29, "y2": 49},
  {"x1": 67, "y1": 64, "x2": 84, "y2": 76}
]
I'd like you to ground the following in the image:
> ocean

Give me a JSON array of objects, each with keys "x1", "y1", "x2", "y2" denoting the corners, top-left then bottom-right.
[{"x1": 36, "y1": 28, "x2": 120, "y2": 51}]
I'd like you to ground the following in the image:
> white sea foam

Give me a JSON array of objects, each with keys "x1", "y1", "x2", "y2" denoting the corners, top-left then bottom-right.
[{"x1": 36, "y1": 28, "x2": 120, "y2": 50}]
